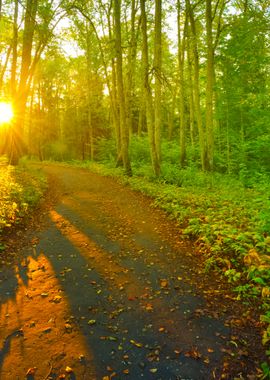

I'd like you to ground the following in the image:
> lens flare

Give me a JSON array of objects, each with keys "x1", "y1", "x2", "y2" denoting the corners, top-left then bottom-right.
[{"x1": 0, "y1": 102, "x2": 14, "y2": 124}]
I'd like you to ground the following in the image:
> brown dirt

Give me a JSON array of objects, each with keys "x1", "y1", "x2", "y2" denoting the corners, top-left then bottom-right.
[{"x1": 0, "y1": 163, "x2": 267, "y2": 380}]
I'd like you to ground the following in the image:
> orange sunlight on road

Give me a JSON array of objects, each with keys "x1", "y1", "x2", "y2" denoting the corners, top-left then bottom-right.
[
  {"x1": 0, "y1": 102, "x2": 14, "y2": 124},
  {"x1": 0, "y1": 254, "x2": 95, "y2": 380},
  {"x1": 49, "y1": 209, "x2": 143, "y2": 299}
]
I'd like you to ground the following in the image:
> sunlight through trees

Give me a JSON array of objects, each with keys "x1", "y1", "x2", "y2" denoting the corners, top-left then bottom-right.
[{"x1": 0, "y1": 0, "x2": 269, "y2": 176}]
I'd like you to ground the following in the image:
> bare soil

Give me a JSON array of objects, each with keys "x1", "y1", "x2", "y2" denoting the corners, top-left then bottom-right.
[{"x1": 0, "y1": 163, "x2": 267, "y2": 380}]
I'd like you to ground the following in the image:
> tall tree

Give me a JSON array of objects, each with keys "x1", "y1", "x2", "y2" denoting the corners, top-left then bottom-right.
[
  {"x1": 154, "y1": 0, "x2": 162, "y2": 163},
  {"x1": 140, "y1": 0, "x2": 160, "y2": 176},
  {"x1": 177, "y1": 0, "x2": 187, "y2": 167},
  {"x1": 205, "y1": 0, "x2": 214, "y2": 171},
  {"x1": 186, "y1": 0, "x2": 206, "y2": 170},
  {"x1": 114, "y1": 0, "x2": 132, "y2": 175}
]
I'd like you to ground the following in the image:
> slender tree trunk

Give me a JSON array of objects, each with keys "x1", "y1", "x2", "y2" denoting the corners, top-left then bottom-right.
[
  {"x1": 154, "y1": 0, "x2": 162, "y2": 162},
  {"x1": 205, "y1": 0, "x2": 214, "y2": 170},
  {"x1": 11, "y1": 0, "x2": 38, "y2": 165},
  {"x1": 168, "y1": 90, "x2": 176, "y2": 140},
  {"x1": 138, "y1": 102, "x2": 146, "y2": 136},
  {"x1": 114, "y1": 0, "x2": 132, "y2": 175},
  {"x1": 11, "y1": 0, "x2": 18, "y2": 96},
  {"x1": 0, "y1": 46, "x2": 11, "y2": 92},
  {"x1": 126, "y1": 0, "x2": 138, "y2": 136},
  {"x1": 86, "y1": 27, "x2": 94, "y2": 161},
  {"x1": 140, "y1": 0, "x2": 160, "y2": 176},
  {"x1": 226, "y1": 99, "x2": 231, "y2": 174},
  {"x1": 187, "y1": 36, "x2": 195, "y2": 147},
  {"x1": 186, "y1": 0, "x2": 206, "y2": 171},
  {"x1": 177, "y1": 0, "x2": 187, "y2": 167}
]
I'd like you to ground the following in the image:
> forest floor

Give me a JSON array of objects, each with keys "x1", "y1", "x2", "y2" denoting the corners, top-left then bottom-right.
[{"x1": 0, "y1": 163, "x2": 267, "y2": 380}]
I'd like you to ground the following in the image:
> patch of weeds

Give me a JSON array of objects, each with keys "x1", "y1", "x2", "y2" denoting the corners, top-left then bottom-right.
[{"x1": 0, "y1": 164, "x2": 47, "y2": 237}]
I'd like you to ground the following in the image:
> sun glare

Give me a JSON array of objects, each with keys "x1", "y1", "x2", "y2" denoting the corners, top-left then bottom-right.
[{"x1": 0, "y1": 102, "x2": 14, "y2": 124}]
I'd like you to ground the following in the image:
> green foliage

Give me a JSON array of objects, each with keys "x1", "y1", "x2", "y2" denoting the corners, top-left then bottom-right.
[
  {"x1": 95, "y1": 138, "x2": 117, "y2": 164},
  {"x1": 0, "y1": 164, "x2": 47, "y2": 236},
  {"x1": 260, "y1": 361, "x2": 270, "y2": 380}
]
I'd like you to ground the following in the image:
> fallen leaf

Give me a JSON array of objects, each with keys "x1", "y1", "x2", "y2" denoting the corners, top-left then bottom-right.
[
  {"x1": 130, "y1": 339, "x2": 143, "y2": 348},
  {"x1": 65, "y1": 366, "x2": 73, "y2": 373},
  {"x1": 52, "y1": 295, "x2": 62, "y2": 303},
  {"x1": 145, "y1": 303, "x2": 153, "y2": 312},
  {"x1": 88, "y1": 319, "x2": 96, "y2": 326},
  {"x1": 184, "y1": 348, "x2": 201, "y2": 359},
  {"x1": 160, "y1": 279, "x2": 168, "y2": 288},
  {"x1": 100, "y1": 336, "x2": 118, "y2": 341},
  {"x1": 123, "y1": 369, "x2": 129, "y2": 374},
  {"x1": 78, "y1": 354, "x2": 85, "y2": 361},
  {"x1": 42, "y1": 327, "x2": 52, "y2": 333},
  {"x1": 149, "y1": 368, "x2": 158, "y2": 373},
  {"x1": 41, "y1": 292, "x2": 49, "y2": 298},
  {"x1": 26, "y1": 367, "x2": 37, "y2": 376},
  {"x1": 65, "y1": 323, "x2": 72, "y2": 332}
]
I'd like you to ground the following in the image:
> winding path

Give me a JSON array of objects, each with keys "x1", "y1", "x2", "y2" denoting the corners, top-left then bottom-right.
[{"x1": 0, "y1": 164, "x2": 263, "y2": 379}]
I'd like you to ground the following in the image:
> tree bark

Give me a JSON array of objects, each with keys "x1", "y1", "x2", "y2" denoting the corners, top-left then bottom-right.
[
  {"x1": 177, "y1": 0, "x2": 187, "y2": 167},
  {"x1": 186, "y1": 0, "x2": 206, "y2": 171},
  {"x1": 205, "y1": 0, "x2": 214, "y2": 170},
  {"x1": 140, "y1": 0, "x2": 160, "y2": 176},
  {"x1": 154, "y1": 0, "x2": 162, "y2": 162},
  {"x1": 114, "y1": 0, "x2": 132, "y2": 175},
  {"x1": 11, "y1": 0, "x2": 18, "y2": 96}
]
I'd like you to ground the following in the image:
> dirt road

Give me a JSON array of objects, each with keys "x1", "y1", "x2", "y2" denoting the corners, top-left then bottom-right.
[{"x1": 0, "y1": 164, "x2": 264, "y2": 379}]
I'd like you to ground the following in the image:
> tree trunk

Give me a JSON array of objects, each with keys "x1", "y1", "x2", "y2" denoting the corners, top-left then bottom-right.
[
  {"x1": 205, "y1": 0, "x2": 214, "y2": 170},
  {"x1": 187, "y1": 35, "x2": 195, "y2": 148},
  {"x1": 140, "y1": 0, "x2": 160, "y2": 176},
  {"x1": 114, "y1": 0, "x2": 132, "y2": 175},
  {"x1": 154, "y1": 0, "x2": 162, "y2": 162},
  {"x1": 125, "y1": 0, "x2": 138, "y2": 136},
  {"x1": 10, "y1": 0, "x2": 18, "y2": 96},
  {"x1": 86, "y1": 26, "x2": 94, "y2": 161},
  {"x1": 177, "y1": 0, "x2": 187, "y2": 167},
  {"x1": 11, "y1": 0, "x2": 38, "y2": 165},
  {"x1": 186, "y1": 0, "x2": 206, "y2": 171}
]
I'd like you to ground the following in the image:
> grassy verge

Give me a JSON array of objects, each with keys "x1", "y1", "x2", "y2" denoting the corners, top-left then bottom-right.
[
  {"x1": 0, "y1": 161, "x2": 47, "y2": 250},
  {"x1": 63, "y1": 159, "x2": 270, "y2": 372}
]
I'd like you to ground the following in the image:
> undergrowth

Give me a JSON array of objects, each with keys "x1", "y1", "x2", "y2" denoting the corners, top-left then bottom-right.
[{"x1": 0, "y1": 160, "x2": 47, "y2": 250}]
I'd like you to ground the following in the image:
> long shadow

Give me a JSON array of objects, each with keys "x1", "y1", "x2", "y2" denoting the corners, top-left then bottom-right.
[
  {"x1": 35, "y1": 206, "x2": 230, "y2": 379},
  {"x1": 0, "y1": 330, "x2": 24, "y2": 369},
  {"x1": 0, "y1": 203, "x2": 231, "y2": 379}
]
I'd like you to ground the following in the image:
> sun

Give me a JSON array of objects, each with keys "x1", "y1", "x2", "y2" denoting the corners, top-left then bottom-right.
[{"x1": 0, "y1": 102, "x2": 14, "y2": 124}]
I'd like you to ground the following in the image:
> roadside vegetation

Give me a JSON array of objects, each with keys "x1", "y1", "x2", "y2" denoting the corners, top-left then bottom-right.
[
  {"x1": 55, "y1": 136, "x2": 270, "y2": 375},
  {"x1": 0, "y1": 158, "x2": 47, "y2": 252}
]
